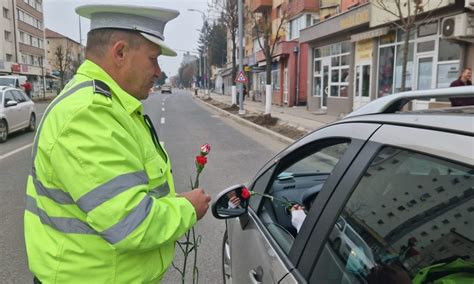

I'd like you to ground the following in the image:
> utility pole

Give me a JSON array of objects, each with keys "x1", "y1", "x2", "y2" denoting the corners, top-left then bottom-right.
[{"x1": 238, "y1": 0, "x2": 245, "y2": 115}]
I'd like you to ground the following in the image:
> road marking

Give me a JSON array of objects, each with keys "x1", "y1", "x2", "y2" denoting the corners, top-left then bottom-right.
[
  {"x1": 0, "y1": 143, "x2": 32, "y2": 160},
  {"x1": 162, "y1": 108, "x2": 165, "y2": 111},
  {"x1": 161, "y1": 117, "x2": 165, "y2": 124}
]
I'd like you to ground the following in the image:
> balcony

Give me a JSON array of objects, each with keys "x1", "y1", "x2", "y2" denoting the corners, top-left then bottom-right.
[
  {"x1": 287, "y1": 0, "x2": 320, "y2": 17},
  {"x1": 250, "y1": 0, "x2": 273, "y2": 13}
]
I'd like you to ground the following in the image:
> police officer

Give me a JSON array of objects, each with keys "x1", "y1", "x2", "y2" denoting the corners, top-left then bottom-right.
[{"x1": 24, "y1": 4, "x2": 211, "y2": 283}]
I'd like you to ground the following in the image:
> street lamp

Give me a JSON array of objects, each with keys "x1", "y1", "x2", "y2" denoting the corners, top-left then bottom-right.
[{"x1": 188, "y1": 8, "x2": 209, "y2": 96}]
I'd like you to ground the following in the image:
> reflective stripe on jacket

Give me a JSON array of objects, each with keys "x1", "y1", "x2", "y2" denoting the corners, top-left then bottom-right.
[{"x1": 24, "y1": 60, "x2": 196, "y2": 283}]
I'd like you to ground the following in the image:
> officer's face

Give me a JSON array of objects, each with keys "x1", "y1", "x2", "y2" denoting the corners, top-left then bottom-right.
[{"x1": 124, "y1": 38, "x2": 161, "y2": 100}]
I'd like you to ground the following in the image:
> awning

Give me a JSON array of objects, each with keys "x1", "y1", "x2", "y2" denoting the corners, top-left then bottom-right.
[{"x1": 350, "y1": 27, "x2": 390, "y2": 42}]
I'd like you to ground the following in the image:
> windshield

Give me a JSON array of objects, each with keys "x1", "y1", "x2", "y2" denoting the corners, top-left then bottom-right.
[{"x1": 0, "y1": 78, "x2": 15, "y2": 87}]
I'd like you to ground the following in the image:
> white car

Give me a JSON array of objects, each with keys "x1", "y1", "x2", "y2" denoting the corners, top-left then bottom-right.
[
  {"x1": 329, "y1": 217, "x2": 376, "y2": 276},
  {"x1": 0, "y1": 86, "x2": 36, "y2": 142}
]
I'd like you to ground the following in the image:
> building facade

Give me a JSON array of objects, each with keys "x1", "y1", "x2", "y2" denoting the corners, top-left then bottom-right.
[
  {"x1": 300, "y1": 0, "x2": 474, "y2": 116},
  {"x1": 45, "y1": 28, "x2": 83, "y2": 89},
  {"x1": 0, "y1": 0, "x2": 46, "y2": 95}
]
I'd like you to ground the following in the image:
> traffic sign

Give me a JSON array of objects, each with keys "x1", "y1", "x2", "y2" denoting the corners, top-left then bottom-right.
[{"x1": 234, "y1": 70, "x2": 248, "y2": 83}]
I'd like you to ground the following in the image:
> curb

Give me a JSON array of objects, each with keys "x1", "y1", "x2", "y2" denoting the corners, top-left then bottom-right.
[{"x1": 193, "y1": 96, "x2": 295, "y2": 145}]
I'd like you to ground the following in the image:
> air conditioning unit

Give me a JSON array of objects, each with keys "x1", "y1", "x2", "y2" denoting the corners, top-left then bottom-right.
[
  {"x1": 466, "y1": 0, "x2": 474, "y2": 11},
  {"x1": 441, "y1": 13, "x2": 474, "y2": 41}
]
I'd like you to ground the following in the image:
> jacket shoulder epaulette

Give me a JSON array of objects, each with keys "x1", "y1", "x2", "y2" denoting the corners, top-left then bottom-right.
[{"x1": 93, "y1": 80, "x2": 112, "y2": 98}]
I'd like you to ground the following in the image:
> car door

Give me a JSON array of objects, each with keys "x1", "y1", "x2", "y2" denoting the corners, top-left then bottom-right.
[
  {"x1": 12, "y1": 90, "x2": 29, "y2": 128},
  {"x1": 3, "y1": 90, "x2": 22, "y2": 132},
  {"x1": 303, "y1": 124, "x2": 473, "y2": 283},
  {"x1": 227, "y1": 123, "x2": 381, "y2": 283}
]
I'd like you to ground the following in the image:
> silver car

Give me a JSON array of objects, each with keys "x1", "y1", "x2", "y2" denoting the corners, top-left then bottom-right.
[
  {"x1": 0, "y1": 86, "x2": 36, "y2": 142},
  {"x1": 212, "y1": 87, "x2": 473, "y2": 283}
]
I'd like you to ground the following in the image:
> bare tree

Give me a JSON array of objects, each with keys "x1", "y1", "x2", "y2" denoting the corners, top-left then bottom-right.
[
  {"x1": 53, "y1": 42, "x2": 73, "y2": 90},
  {"x1": 373, "y1": 0, "x2": 443, "y2": 92},
  {"x1": 249, "y1": 4, "x2": 289, "y2": 114},
  {"x1": 212, "y1": 0, "x2": 238, "y2": 87}
]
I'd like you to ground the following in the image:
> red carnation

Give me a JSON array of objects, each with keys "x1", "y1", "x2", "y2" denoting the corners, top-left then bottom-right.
[
  {"x1": 196, "y1": 155, "x2": 207, "y2": 166},
  {"x1": 241, "y1": 188, "x2": 251, "y2": 200}
]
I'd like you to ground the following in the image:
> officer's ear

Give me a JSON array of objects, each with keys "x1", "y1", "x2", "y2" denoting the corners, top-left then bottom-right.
[{"x1": 111, "y1": 40, "x2": 130, "y2": 67}]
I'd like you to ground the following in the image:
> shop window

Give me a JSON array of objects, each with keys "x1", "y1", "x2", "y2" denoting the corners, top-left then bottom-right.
[
  {"x1": 331, "y1": 56, "x2": 340, "y2": 66},
  {"x1": 418, "y1": 22, "x2": 438, "y2": 37},
  {"x1": 396, "y1": 29, "x2": 415, "y2": 42},
  {"x1": 394, "y1": 43, "x2": 414, "y2": 93},
  {"x1": 340, "y1": 54, "x2": 350, "y2": 66},
  {"x1": 378, "y1": 46, "x2": 395, "y2": 97},
  {"x1": 314, "y1": 48, "x2": 321, "y2": 58},
  {"x1": 272, "y1": 70, "x2": 280, "y2": 91},
  {"x1": 341, "y1": 42, "x2": 351, "y2": 53},
  {"x1": 417, "y1": 41, "x2": 435, "y2": 53},
  {"x1": 438, "y1": 39, "x2": 461, "y2": 61},
  {"x1": 380, "y1": 31, "x2": 396, "y2": 44},
  {"x1": 314, "y1": 60, "x2": 321, "y2": 74},
  {"x1": 312, "y1": 77, "x2": 321, "y2": 97},
  {"x1": 330, "y1": 43, "x2": 341, "y2": 55}
]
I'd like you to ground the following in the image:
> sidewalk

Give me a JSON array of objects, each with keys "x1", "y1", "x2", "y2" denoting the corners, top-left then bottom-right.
[{"x1": 198, "y1": 91, "x2": 340, "y2": 132}]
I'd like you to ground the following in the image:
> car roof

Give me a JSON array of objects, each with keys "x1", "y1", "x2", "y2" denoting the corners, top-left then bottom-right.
[
  {"x1": 340, "y1": 108, "x2": 473, "y2": 135},
  {"x1": 346, "y1": 86, "x2": 473, "y2": 118}
]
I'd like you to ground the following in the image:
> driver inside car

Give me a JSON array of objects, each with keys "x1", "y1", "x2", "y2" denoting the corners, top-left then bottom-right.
[{"x1": 290, "y1": 204, "x2": 306, "y2": 233}]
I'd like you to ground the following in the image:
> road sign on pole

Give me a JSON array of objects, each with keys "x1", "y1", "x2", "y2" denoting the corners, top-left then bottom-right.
[{"x1": 234, "y1": 70, "x2": 248, "y2": 83}]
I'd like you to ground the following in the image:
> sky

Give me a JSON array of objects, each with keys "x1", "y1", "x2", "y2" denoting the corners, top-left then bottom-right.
[{"x1": 43, "y1": 0, "x2": 211, "y2": 77}]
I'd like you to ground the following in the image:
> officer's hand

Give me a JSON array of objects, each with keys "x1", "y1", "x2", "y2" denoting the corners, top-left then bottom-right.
[{"x1": 181, "y1": 188, "x2": 211, "y2": 220}]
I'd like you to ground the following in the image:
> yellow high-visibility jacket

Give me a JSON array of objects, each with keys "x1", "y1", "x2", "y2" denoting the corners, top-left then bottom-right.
[{"x1": 24, "y1": 60, "x2": 196, "y2": 283}]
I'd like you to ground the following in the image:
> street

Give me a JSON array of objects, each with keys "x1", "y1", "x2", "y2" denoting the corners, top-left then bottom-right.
[{"x1": 0, "y1": 89, "x2": 287, "y2": 283}]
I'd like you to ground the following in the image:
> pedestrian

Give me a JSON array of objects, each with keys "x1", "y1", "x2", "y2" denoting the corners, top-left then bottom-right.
[
  {"x1": 24, "y1": 4, "x2": 211, "y2": 283},
  {"x1": 22, "y1": 81, "x2": 33, "y2": 98},
  {"x1": 449, "y1": 67, "x2": 473, "y2": 106}
]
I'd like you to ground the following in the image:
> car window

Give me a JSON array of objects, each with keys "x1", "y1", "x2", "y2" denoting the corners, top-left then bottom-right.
[
  {"x1": 4, "y1": 91, "x2": 15, "y2": 105},
  {"x1": 12, "y1": 90, "x2": 26, "y2": 103},
  {"x1": 311, "y1": 146, "x2": 473, "y2": 283},
  {"x1": 256, "y1": 142, "x2": 350, "y2": 255},
  {"x1": 15, "y1": 90, "x2": 29, "y2": 102},
  {"x1": 249, "y1": 164, "x2": 276, "y2": 209}
]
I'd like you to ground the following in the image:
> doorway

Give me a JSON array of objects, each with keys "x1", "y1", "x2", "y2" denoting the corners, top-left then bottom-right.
[
  {"x1": 353, "y1": 63, "x2": 371, "y2": 110},
  {"x1": 413, "y1": 54, "x2": 435, "y2": 109}
]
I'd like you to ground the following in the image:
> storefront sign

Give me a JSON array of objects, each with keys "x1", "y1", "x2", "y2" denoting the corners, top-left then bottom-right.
[
  {"x1": 300, "y1": 5, "x2": 370, "y2": 43},
  {"x1": 355, "y1": 39, "x2": 373, "y2": 62},
  {"x1": 11, "y1": 64, "x2": 21, "y2": 73},
  {"x1": 340, "y1": 9, "x2": 369, "y2": 30},
  {"x1": 21, "y1": 64, "x2": 29, "y2": 73}
]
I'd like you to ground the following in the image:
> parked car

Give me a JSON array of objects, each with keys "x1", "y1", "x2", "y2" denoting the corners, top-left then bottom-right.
[
  {"x1": 0, "y1": 86, "x2": 36, "y2": 142},
  {"x1": 0, "y1": 75, "x2": 27, "y2": 89},
  {"x1": 161, "y1": 84, "x2": 172, "y2": 94},
  {"x1": 212, "y1": 86, "x2": 473, "y2": 284}
]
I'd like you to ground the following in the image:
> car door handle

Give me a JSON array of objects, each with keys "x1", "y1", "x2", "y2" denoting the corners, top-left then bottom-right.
[{"x1": 249, "y1": 266, "x2": 263, "y2": 284}]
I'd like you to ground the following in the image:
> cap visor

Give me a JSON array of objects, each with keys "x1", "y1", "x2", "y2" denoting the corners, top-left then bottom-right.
[{"x1": 140, "y1": 33, "x2": 177, "y2": 57}]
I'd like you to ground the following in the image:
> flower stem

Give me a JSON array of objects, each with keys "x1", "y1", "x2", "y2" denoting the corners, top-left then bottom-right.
[
  {"x1": 251, "y1": 192, "x2": 292, "y2": 208},
  {"x1": 192, "y1": 227, "x2": 199, "y2": 284},
  {"x1": 193, "y1": 172, "x2": 201, "y2": 189}
]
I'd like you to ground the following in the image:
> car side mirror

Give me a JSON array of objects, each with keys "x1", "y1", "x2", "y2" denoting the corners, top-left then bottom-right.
[
  {"x1": 5, "y1": 100, "x2": 18, "y2": 107},
  {"x1": 212, "y1": 184, "x2": 249, "y2": 219}
]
